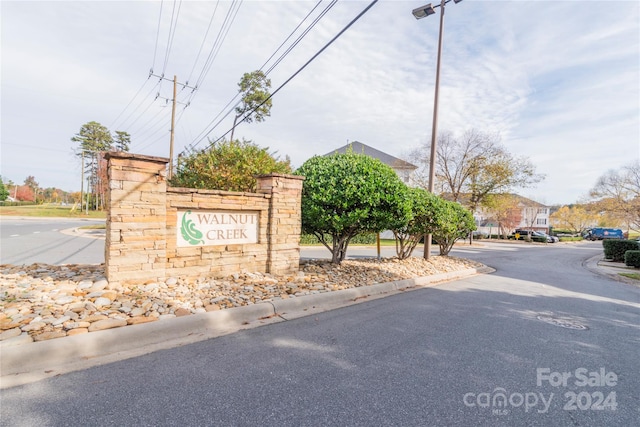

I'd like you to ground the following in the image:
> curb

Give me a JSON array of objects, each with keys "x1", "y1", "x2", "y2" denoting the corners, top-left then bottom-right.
[
  {"x1": 0, "y1": 265, "x2": 493, "y2": 389},
  {"x1": 585, "y1": 254, "x2": 639, "y2": 286}
]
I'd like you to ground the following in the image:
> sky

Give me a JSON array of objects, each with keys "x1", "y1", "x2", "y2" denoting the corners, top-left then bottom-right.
[{"x1": 1, "y1": 0, "x2": 639, "y2": 205}]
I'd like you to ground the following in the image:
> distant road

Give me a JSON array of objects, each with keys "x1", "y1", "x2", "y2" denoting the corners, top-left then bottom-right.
[
  {"x1": 0, "y1": 217, "x2": 105, "y2": 265},
  {"x1": 0, "y1": 216, "x2": 584, "y2": 267}
]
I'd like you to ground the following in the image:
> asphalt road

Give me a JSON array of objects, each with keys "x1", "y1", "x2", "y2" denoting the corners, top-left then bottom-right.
[
  {"x1": 0, "y1": 217, "x2": 105, "y2": 265},
  {"x1": 2, "y1": 241, "x2": 638, "y2": 426},
  {"x1": 0, "y1": 218, "x2": 434, "y2": 264}
]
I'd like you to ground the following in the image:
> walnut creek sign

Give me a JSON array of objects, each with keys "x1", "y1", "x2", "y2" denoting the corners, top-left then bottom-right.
[{"x1": 178, "y1": 210, "x2": 259, "y2": 247}]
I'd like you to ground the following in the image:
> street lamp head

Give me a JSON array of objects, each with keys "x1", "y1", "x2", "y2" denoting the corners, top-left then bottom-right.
[
  {"x1": 453, "y1": 0, "x2": 463, "y2": 3},
  {"x1": 412, "y1": 4, "x2": 436, "y2": 19}
]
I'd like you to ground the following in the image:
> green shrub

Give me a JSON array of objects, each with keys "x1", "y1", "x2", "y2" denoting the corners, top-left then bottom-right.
[
  {"x1": 300, "y1": 233, "x2": 377, "y2": 245},
  {"x1": 558, "y1": 236, "x2": 583, "y2": 242},
  {"x1": 552, "y1": 228, "x2": 574, "y2": 235},
  {"x1": 170, "y1": 139, "x2": 291, "y2": 192},
  {"x1": 295, "y1": 153, "x2": 411, "y2": 264},
  {"x1": 603, "y1": 240, "x2": 640, "y2": 262},
  {"x1": 624, "y1": 250, "x2": 640, "y2": 268}
]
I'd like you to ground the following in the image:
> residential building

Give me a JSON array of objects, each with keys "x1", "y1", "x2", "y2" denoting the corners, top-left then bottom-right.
[
  {"x1": 326, "y1": 141, "x2": 417, "y2": 184},
  {"x1": 473, "y1": 194, "x2": 551, "y2": 235}
]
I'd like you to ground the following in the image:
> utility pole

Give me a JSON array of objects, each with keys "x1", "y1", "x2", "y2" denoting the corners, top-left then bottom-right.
[
  {"x1": 149, "y1": 73, "x2": 195, "y2": 180},
  {"x1": 80, "y1": 152, "x2": 85, "y2": 213},
  {"x1": 169, "y1": 75, "x2": 177, "y2": 179}
]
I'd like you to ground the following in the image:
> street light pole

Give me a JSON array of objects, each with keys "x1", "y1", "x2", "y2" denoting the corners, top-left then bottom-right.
[{"x1": 412, "y1": 0, "x2": 461, "y2": 260}]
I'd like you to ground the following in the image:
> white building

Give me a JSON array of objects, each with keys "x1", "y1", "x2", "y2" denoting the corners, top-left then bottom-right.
[
  {"x1": 326, "y1": 141, "x2": 418, "y2": 184},
  {"x1": 473, "y1": 194, "x2": 551, "y2": 235}
]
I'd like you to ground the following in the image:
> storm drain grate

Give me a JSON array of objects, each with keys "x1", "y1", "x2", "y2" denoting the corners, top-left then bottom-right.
[{"x1": 536, "y1": 315, "x2": 589, "y2": 330}]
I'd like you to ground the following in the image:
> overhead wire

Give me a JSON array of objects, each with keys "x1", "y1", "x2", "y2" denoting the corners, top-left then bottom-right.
[
  {"x1": 115, "y1": 78, "x2": 162, "y2": 131},
  {"x1": 125, "y1": 0, "x2": 324, "y2": 156},
  {"x1": 108, "y1": 76, "x2": 152, "y2": 130},
  {"x1": 197, "y1": 0, "x2": 380, "y2": 150},
  {"x1": 109, "y1": 0, "x2": 166, "y2": 132},
  {"x1": 151, "y1": 0, "x2": 165, "y2": 73},
  {"x1": 161, "y1": 0, "x2": 183, "y2": 77},
  {"x1": 187, "y1": 0, "x2": 336, "y2": 149},
  {"x1": 264, "y1": 0, "x2": 337, "y2": 75},
  {"x1": 185, "y1": 0, "x2": 243, "y2": 108},
  {"x1": 128, "y1": 101, "x2": 171, "y2": 139},
  {"x1": 185, "y1": 1, "x2": 221, "y2": 86},
  {"x1": 259, "y1": 0, "x2": 324, "y2": 73}
]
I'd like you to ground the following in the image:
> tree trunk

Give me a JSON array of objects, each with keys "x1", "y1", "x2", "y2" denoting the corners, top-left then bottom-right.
[{"x1": 229, "y1": 114, "x2": 239, "y2": 142}]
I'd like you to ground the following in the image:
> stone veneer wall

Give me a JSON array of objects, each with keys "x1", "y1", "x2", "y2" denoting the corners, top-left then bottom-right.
[{"x1": 105, "y1": 152, "x2": 303, "y2": 286}]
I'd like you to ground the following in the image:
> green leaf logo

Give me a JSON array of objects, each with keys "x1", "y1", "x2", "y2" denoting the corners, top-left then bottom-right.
[{"x1": 180, "y1": 210, "x2": 205, "y2": 245}]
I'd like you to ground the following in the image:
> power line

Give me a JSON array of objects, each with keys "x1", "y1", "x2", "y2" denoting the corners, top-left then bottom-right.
[
  {"x1": 108, "y1": 76, "x2": 152, "y2": 130},
  {"x1": 185, "y1": 1, "x2": 221, "y2": 86},
  {"x1": 151, "y1": 0, "x2": 164, "y2": 73},
  {"x1": 187, "y1": 0, "x2": 337, "y2": 148},
  {"x1": 189, "y1": 0, "x2": 243, "y2": 102},
  {"x1": 161, "y1": 0, "x2": 183, "y2": 77},
  {"x1": 194, "y1": 0, "x2": 380, "y2": 151},
  {"x1": 264, "y1": 0, "x2": 337, "y2": 75},
  {"x1": 115, "y1": 79, "x2": 162, "y2": 130},
  {"x1": 259, "y1": 0, "x2": 324, "y2": 73}
]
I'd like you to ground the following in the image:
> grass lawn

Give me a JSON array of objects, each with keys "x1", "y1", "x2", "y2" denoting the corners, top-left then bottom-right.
[
  {"x1": 0, "y1": 204, "x2": 106, "y2": 219},
  {"x1": 619, "y1": 272, "x2": 640, "y2": 281}
]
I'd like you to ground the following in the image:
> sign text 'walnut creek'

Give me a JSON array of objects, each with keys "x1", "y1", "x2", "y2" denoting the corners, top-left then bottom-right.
[{"x1": 177, "y1": 210, "x2": 259, "y2": 247}]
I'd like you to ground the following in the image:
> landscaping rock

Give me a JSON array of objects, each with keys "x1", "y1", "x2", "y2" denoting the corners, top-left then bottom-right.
[{"x1": 0, "y1": 256, "x2": 483, "y2": 344}]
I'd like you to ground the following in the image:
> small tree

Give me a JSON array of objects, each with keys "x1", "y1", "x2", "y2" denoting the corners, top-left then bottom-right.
[
  {"x1": 407, "y1": 129, "x2": 544, "y2": 211},
  {"x1": 15, "y1": 185, "x2": 35, "y2": 202},
  {"x1": 170, "y1": 139, "x2": 291, "y2": 192},
  {"x1": 295, "y1": 153, "x2": 411, "y2": 264},
  {"x1": 229, "y1": 70, "x2": 272, "y2": 142},
  {"x1": 72, "y1": 121, "x2": 114, "y2": 211},
  {"x1": 392, "y1": 188, "x2": 439, "y2": 259},
  {"x1": 113, "y1": 131, "x2": 131, "y2": 152},
  {"x1": 0, "y1": 177, "x2": 9, "y2": 201},
  {"x1": 430, "y1": 199, "x2": 476, "y2": 255},
  {"x1": 72, "y1": 121, "x2": 114, "y2": 154},
  {"x1": 590, "y1": 160, "x2": 640, "y2": 232},
  {"x1": 550, "y1": 205, "x2": 595, "y2": 235},
  {"x1": 483, "y1": 193, "x2": 522, "y2": 237}
]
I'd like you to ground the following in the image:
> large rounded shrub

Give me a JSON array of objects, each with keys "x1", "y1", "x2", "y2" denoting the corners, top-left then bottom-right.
[
  {"x1": 603, "y1": 239, "x2": 640, "y2": 262},
  {"x1": 295, "y1": 153, "x2": 411, "y2": 263},
  {"x1": 170, "y1": 139, "x2": 291, "y2": 192}
]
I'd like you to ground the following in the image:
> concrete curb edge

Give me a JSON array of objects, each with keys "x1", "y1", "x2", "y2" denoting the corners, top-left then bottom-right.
[{"x1": 0, "y1": 265, "x2": 494, "y2": 389}]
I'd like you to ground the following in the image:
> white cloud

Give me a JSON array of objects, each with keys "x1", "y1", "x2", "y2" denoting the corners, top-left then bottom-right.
[{"x1": 1, "y1": 0, "x2": 638, "y2": 206}]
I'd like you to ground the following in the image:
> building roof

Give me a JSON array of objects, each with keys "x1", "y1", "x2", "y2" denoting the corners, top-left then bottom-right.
[
  {"x1": 325, "y1": 141, "x2": 417, "y2": 171},
  {"x1": 442, "y1": 193, "x2": 548, "y2": 208}
]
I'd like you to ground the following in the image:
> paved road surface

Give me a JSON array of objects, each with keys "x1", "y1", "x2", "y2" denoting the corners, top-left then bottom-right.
[
  {"x1": 2, "y1": 241, "x2": 638, "y2": 426},
  {"x1": 0, "y1": 217, "x2": 545, "y2": 264},
  {"x1": 0, "y1": 217, "x2": 105, "y2": 265}
]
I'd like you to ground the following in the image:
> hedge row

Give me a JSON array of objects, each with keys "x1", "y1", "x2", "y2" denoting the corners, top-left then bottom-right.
[
  {"x1": 300, "y1": 233, "x2": 378, "y2": 245},
  {"x1": 624, "y1": 251, "x2": 640, "y2": 268},
  {"x1": 603, "y1": 240, "x2": 640, "y2": 262}
]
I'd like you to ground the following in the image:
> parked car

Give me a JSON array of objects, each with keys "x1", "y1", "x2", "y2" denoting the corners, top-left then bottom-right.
[
  {"x1": 536, "y1": 231, "x2": 559, "y2": 243},
  {"x1": 510, "y1": 229, "x2": 558, "y2": 243},
  {"x1": 582, "y1": 228, "x2": 624, "y2": 241}
]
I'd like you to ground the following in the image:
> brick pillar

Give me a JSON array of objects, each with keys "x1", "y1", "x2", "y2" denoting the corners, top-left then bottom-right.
[
  {"x1": 256, "y1": 174, "x2": 304, "y2": 275},
  {"x1": 105, "y1": 152, "x2": 169, "y2": 285}
]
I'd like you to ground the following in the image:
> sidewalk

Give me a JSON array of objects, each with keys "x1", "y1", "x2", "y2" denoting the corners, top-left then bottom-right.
[{"x1": 591, "y1": 257, "x2": 639, "y2": 285}]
